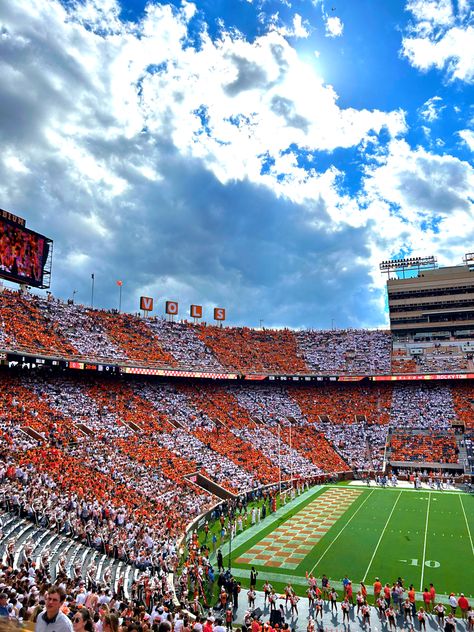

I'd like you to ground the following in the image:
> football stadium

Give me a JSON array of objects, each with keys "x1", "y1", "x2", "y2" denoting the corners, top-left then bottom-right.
[{"x1": 0, "y1": 211, "x2": 473, "y2": 632}]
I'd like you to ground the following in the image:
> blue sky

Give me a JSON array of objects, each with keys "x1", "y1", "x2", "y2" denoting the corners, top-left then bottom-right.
[{"x1": 0, "y1": 0, "x2": 472, "y2": 328}]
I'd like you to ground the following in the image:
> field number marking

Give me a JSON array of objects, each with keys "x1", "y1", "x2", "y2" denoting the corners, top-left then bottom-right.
[
  {"x1": 363, "y1": 491, "x2": 403, "y2": 582},
  {"x1": 400, "y1": 559, "x2": 440, "y2": 568}
]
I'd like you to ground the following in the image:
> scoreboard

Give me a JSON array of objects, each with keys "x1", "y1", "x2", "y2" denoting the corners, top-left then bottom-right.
[{"x1": 0, "y1": 210, "x2": 52, "y2": 288}]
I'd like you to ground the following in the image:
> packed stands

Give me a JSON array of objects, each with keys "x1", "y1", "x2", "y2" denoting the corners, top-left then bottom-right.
[
  {"x1": 30, "y1": 295, "x2": 124, "y2": 361},
  {"x1": 389, "y1": 430, "x2": 459, "y2": 464},
  {"x1": 417, "y1": 349, "x2": 470, "y2": 373},
  {"x1": 465, "y1": 433, "x2": 474, "y2": 473},
  {"x1": 296, "y1": 329, "x2": 392, "y2": 375},
  {"x1": 290, "y1": 383, "x2": 392, "y2": 425},
  {"x1": 451, "y1": 382, "x2": 474, "y2": 429},
  {"x1": 0, "y1": 290, "x2": 78, "y2": 357},
  {"x1": 146, "y1": 319, "x2": 226, "y2": 371},
  {"x1": 1, "y1": 288, "x2": 473, "y2": 632},
  {"x1": 391, "y1": 349, "x2": 417, "y2": 374},
  {"x1": 389, "y1": 383, "x2": 456, "y2": 429},
  {"x1": 92, "y1": 310, "x2": 178, "y2": 368},
  {"x1": 196, "y1": 325, "x2": 310, "y2": 374},
  {"x1": 0, "y1": 290, "x2": 397, "y2": 375},
  {"x1": 3, "y1": 288, "x2": 474, "y2": 379}
]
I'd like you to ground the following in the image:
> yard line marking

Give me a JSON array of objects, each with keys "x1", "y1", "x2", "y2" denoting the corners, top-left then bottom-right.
[
  {"x1": 309, "y1": 490, "x2": 375, "y2": 575},
  {"x1": 459, "y1": 495, "x2": 474, "y2": 557},
  {"x1": 362, "y1": 490, "x2": 402, "y2": 582},
  {"x1": 419, "y1": 493, "x2": 431, "y2": 591}
]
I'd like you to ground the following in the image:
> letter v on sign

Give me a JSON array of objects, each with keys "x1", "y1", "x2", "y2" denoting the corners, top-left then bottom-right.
[{"x1": 140, "y1": 296, "x2": 154, "y2": 311}]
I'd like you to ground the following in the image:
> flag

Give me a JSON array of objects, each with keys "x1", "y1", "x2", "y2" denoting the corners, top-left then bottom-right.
[{"x1": 116, "y1": 280, "x2": 123, "y2": 286}]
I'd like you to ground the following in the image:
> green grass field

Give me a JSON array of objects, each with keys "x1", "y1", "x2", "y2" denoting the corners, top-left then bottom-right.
[{"x1": 227, "y1": 485, "x2": 474, "y2": 599}]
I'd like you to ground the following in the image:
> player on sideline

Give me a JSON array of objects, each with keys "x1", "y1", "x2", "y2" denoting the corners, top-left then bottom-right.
[
  {"x1": 385, "y1": 604, "x2": 396, "y2": 631},
  {"x1": 314, "y1": 595, "x2": 324, "y2": 623},
  {"x1": 263, "y1": 580, "x2": 272, "y2": 605},
  {"x1": 417, "y1": 607, "x2": 427, "y2": 631},
  {"x1": 289, "y1": 592, "x2": 299, "y2": 618},
  {"x1": 341, "y1": 597, "x2": 350, "y2": 624},
  {"x1": 361, "y1": 601, "x2": 371, "y2": 628},
  {"x1": 321, "y1": 574, "x2": 330, "y2": 601},
  {"x1": 434, "y1": 602, "x2": 445, "y2": 627},
  {"x1": 306, "y1": 585, "x2": 315, "y2": 614}
]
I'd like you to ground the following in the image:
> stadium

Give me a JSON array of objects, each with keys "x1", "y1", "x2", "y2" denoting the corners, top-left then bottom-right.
[{"x1": 0, "y1": 211, "x2": 473, "y2": 632}]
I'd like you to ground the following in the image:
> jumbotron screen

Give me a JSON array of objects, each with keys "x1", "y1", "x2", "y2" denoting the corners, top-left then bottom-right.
[{"x1": 0, "y1": 216, "x2": 51, "y2": 288}]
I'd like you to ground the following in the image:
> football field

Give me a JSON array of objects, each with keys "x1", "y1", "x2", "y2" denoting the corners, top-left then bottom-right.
[{"x1": 229, "y1": 485, "x2": 474, "y2": 599}]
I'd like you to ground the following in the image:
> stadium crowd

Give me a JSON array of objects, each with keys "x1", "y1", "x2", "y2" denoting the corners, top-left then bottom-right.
[
  {"x1": 389, "y1": 432, "x2": 459, "y2": 464},
  {"x1": 0, "y1": 290, "x2": 402, "y2": 375},
  {"x1": 0, "y1": 288, "x2": 472, "y2": 632}
]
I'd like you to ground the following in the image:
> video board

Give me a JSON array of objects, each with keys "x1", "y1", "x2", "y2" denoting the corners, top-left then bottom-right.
[{"x1": 0, "y1": 212, "x2": 52, "y2": 288}]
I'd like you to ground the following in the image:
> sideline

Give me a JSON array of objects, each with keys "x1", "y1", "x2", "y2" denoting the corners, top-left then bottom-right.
[
  {"x1": 225, "y1": 567, "x2": 465, "y2": 603},
  {"x1": 210, "y1": 485, "x2": 323, "y2": 562}
]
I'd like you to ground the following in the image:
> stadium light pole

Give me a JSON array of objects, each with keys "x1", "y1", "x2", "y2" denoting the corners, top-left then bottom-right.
[
  {"x1": 91, "y1": 274, "x2": 95, "y2": 308},
  {"x1": 289, "y1": 423, "x2": 292, "y2": 487},
  {"x1": 72, "y1": 289, "x2": 77, "y2": 304},
  {"x1": 278, "y1": 422, "x2": 282, "y2": 497},
  {"x1": 117, "y1": 280, "x2": 123, "y2": 312}
]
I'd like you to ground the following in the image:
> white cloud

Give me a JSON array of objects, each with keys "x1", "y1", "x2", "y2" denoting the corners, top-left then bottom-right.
[
  {"x1": 458, "y1": 129, "x2": 474, "y2": 150},
  {"x1": 402, "y1": 0, "x2": 474, "y2": 82},
  {"x1": 360, "y1": 138, "x2": 474, "y2": 253},
  {"x1": 324, "y1": 16, "x2": 344, "y2": 38},
  {"x1": 419, "y1": 95, "x2": 446, "y2": 122},
  {"x1": 0, "y1": 0, "x2": 468, "y2": 329},
  {"x1": 355, "y1": 138, "x2": 474, "y2": 306},
  {"x1": 267, "y1": 12, "x2": 311, "y2": 38}
]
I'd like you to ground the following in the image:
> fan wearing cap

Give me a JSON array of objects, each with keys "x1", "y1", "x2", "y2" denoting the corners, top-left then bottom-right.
[
  {"x1": 203, "y1": 615, "x2": 214, "y2": 632},
  {"x1": 35, "y1": 586, "x2": 72, "y2": 632},
  {"x1": 448, "y1": 593, "x2": 458, "y2": 615}
]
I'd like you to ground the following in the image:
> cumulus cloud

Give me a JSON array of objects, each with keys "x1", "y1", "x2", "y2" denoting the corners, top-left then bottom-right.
[
  {"x1": 268, "y1": 13, "x2": 311, "y2": 38},
  {"x1": 324, "y1": 15, "x2": 344, "y2": 38},
  {"x1": 401, "y1": 0, "x2": 474, "y2": 83},
  {"x1": 418, "y1": 95, "x2": 446, "y2": 122},
  {"x1": 0, "y1": 0, "x2": 468, "y2": 329},
  {"x1": 458, "y1": 129, "x2": 474, "y2": 150},
  {"x1": 360, "y1": 139, "x2": 474, "y2": 260}
]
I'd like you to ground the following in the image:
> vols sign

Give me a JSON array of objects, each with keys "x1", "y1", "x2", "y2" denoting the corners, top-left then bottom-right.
[
  {"x1": 214, "y1": 307, "x2": 226, "y2": 321},
  {"x1": 140, "y1": 296, "x2": 154, "y2": 312},
  {"x1": 166, "y1": 301, "x2": 179, "y2": 315},
  {"x1": 190, "y1": 305, "x2": 202, "y2": 318}
]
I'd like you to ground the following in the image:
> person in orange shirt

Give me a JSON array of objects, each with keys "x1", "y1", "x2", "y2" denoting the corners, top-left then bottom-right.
[
  {"x1": 422, "y1": 587, "x2": 431, "y2": 612},
  {"x1": 430, "y1": 583, "x2": 436, "y2": 611},
  {"x1": 408, "y1": 584, "x2": 416, "y2": 618},
  {"x1": 373, "y1": 578, "x2": 382, "y2": 605}
]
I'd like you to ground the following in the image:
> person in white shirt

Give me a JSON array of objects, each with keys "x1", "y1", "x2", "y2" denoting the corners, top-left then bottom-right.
[{"x1": 213, "y1": 618, "x2": 226, "y2": 632}]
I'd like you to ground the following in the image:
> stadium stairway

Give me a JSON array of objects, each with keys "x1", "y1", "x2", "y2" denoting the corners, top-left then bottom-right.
[
  {"x1": 0, "y1": 511, "x2": 137, "y2": 596},
  {"x1": 457, "y1": 437, "x2": 469, "y2": 473}
]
